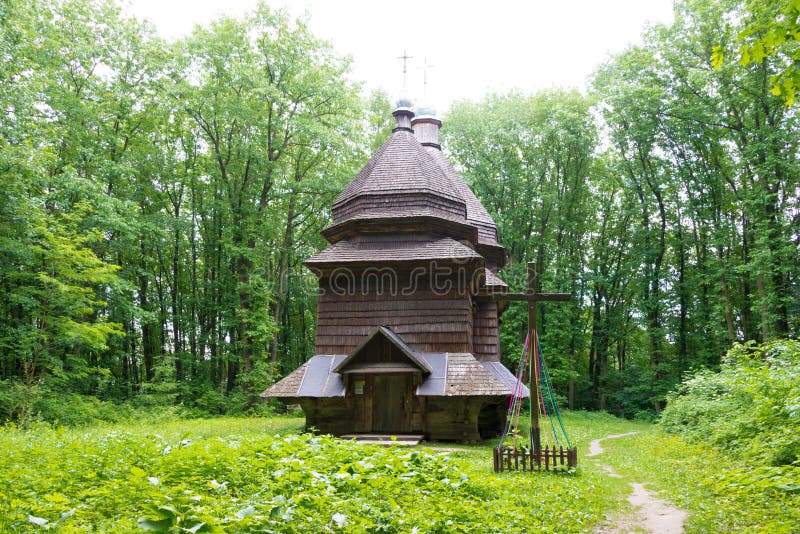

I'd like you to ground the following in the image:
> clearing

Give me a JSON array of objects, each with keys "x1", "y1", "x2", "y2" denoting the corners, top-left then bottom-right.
[{"x1": 0, "y1": 411, "x2": 795, "y2": 532}]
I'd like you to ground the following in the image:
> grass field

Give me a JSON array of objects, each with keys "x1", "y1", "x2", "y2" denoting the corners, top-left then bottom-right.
[
  {"x1": 599, "y1": 432, "x2": 800, "y2": 533},
  {"x1": 0, "y1": 412, "x2": 795, "y2": 532}
]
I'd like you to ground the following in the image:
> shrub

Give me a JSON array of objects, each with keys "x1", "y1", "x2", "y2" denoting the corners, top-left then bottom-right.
[
  {"x1": 660, "y1": 340, "x2": 800, "y2": 466},
  {"x1": 0, "y1": 379, "x2": 39, "y2": 423}
]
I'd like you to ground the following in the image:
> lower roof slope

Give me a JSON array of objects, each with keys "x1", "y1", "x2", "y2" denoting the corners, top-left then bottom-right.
[
  {"x1": 261, "y1": 349, "x2": 528, "y2": 399},
  {"x1": 305, "y1": 236, "x2": 481, "y2": 266}
]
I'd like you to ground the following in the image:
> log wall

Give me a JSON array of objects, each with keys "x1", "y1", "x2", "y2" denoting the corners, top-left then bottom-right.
[
  {"x1": 473, "y1": 299, "x2": 500, "y2": 361},
  {"x1": 299, "y1": 398, "x2": 352, "y2": 436},
  {"x1": 299, "y1": 395, "x2": 506, "y2": 442},
  {"x1": 316, "y1": 286, "x2": 474, "y2": 354}
]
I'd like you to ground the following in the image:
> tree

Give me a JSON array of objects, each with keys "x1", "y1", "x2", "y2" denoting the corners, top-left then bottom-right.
[
  {"x1": 171, "y1": 5, "x2": 365, "y2": 403},
  {"x1": 713, "y1": 0, "x2": 800, "y2": 106},
  {"x1": 444, "y1": 90, "x2": 598, "y2": 409},
  {"x1": 593, "y1": 0, "x2": 800, "y2": 412},
  {"x1": 0, "y1": 0, "x2": 374, "y2": 418},
  {"x1": 0, "y1": 0, "x2": 134, "y2": 418}
]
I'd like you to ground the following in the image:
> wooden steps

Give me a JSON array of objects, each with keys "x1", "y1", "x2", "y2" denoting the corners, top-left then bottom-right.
[{"x1": 340, "y1": 434, "x2": 424, "y2": 446}]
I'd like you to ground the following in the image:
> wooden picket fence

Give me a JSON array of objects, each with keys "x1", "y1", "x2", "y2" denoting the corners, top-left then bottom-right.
[{"x1": 493, "y1": 445, "x2": 578, "y2": 472}]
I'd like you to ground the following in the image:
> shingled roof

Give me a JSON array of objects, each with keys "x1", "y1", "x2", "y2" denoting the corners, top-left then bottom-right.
[
  {"x1": 332, "y1": 129, "x2": 467, "y2": 224},
  {"x1": 439, "y1": 353, "x2": 514, "y2": 396},
  {"x1": 314, "y1": 105, "x2": 507, "y2": 277},
  {"x1": 261, "y1": 361, "x2": 311, "y2": 398},
  {"x1": 334, "y1": 326, "x2": 433, "y2": 374},
  {"x1": 261, "y1": 350, "x2": 527, "y2": 399},
  {"x1": 484, "y1": 268, "x2": 508, "y2": 289},
  {"x1": 425, "y1": 147, "x2": 499, "y2": 246},
  {"x1": 305, "y1": 236, "x2": 481, "y2": 266},
  {"x1": 262, "y1": 357, "x2": 346, "y2": 398}
]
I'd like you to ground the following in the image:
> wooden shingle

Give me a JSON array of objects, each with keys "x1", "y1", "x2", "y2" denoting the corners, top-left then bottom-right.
[
  {"x1": 261, "y1": 361, "x2": 308, "y2": 398},
  {"x1": 333, "y1": 130, "x2": 466, "y2": 220},
  {"x1": 444, "y1": 353, "x2": 511, "y2": 396},
  {"x1": 305, "y1": 236, "x2": 481, "y2": 265},
  {"x1": 425, "y1": 147, "x2": 499, "y2": 246}
]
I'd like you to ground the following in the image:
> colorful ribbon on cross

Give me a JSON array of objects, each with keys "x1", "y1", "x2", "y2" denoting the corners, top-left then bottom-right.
[{"x1": 496, "y1": 329, "x2": 571, "y2": 452}]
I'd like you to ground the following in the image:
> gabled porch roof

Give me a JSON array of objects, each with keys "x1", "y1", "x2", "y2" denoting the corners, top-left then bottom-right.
[
  {"x1": 261, "y1": 328, "x2": 528, "y2": 400},
  {"x1": 333, "y1": 326, "x2": 432, "y2": 375}
]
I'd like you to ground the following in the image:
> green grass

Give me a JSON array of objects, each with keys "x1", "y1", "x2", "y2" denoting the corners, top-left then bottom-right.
[
  {"x1": 0, "y1": 411, "x2": 793, "y2": 532},
  {"x1": 598, "y1": 431, "x2": 800, "y2": 533},
  {"x1": 0, "y1": 412, "x2": 640, "y2": 533}
]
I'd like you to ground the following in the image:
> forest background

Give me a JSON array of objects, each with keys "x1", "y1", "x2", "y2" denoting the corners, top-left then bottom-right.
[{"x1": 1, "y1": 0, "x2": 797, "y2": 424}]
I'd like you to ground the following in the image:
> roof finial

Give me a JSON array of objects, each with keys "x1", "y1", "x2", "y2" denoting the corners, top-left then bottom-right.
[
  {"x1": 415, "y1": 56, "x2": 437, "y2": 119},
  {"x1": 397, "y1": 50, "x2": 413, "y2": 90},
  {"x1": 420, "y1": 57, "x2": 435, "y2": 98},
  {"x1": 394, "y1": 50, "x2": 414, "y2": 123}
]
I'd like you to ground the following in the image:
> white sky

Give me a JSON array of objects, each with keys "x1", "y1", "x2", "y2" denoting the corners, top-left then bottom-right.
[{"x1": 124, "y1": 0, "x2": 674, "y2": 112}]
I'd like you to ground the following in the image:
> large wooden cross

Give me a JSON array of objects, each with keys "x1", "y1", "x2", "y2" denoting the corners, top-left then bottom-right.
[{"x1": 493, "y1": 261, "x2": 570, "y2": 456}]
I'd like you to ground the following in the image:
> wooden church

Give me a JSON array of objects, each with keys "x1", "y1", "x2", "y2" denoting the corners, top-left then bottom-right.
[{"x1": 261, "y1": 101, "x2": 526, "y2": 442}]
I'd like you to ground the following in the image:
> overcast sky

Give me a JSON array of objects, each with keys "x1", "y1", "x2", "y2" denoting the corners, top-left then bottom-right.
[{"x1": 124, "y1": 0, "x2": 675, "y2": 112}]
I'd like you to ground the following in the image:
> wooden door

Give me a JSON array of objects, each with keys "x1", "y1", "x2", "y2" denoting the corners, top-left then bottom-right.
[{"x1": 372, "y1": 374, "x2": 408, "y2": 433}]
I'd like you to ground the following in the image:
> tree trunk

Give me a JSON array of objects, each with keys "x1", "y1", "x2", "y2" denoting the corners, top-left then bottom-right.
[
  {"x1": 172, "y1": 212, "x2": 183, "y2": 381},
  {"x1": 270, "y1": 194, "x2": 296, "y2": 363},
  {"x1": 139, "y1": 269, "x2": 155, "y2": 382}
]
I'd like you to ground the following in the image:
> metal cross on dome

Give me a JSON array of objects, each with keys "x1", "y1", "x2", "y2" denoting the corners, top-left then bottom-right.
[
  {"x1": 397, "y1": 50, "x2": 413, "y2": 88},
  {"x1": 419, "y1": 57, "x2": 435, "y2": 97}
]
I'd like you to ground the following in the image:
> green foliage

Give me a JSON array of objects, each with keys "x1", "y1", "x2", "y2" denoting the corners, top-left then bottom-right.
[
  {"x1": 0, "y1": 380, "x2": 40, "y2": 425},
  {"x1": 136, "y1": 355, "x2": 179, "y2": 409},
  {"x1": 604, "y1": 364, "x2": 663, "y2": 421},
  {"x1": 0, "y1": 412, "x2": 639, "y2": 533},
  {"x1": 660, "y1": 340, "x2": 800, "y2": 467},
  {"x1": 0, "y1": 379, "x2": 187, "y2": 427},
  {"x1": 1, "y1": 0, "x2": 799, "y2": 426},
  {"x1": 729, "y1": 0, "x2": 800, "y2": 106},
  {"x1": 0, "y1": 0, "x2": 370, "y2": 413},
  {"x1": 589, "y1": 0, "x2": 800, "y2": 412},
  {"x1": 598, "y1": 431, "x2": 800, "y2": 532},
  {"x1": 1, "y1": 411, "x2": 795, "y2": 532},
  {"x1": 444, "y1": 90, "x2": 598, "y2": 410}
]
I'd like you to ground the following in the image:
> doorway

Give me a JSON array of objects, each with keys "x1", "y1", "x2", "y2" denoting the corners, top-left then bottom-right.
[{"x1": 371, "y1": 374, "x2": 410, "y2": 433}]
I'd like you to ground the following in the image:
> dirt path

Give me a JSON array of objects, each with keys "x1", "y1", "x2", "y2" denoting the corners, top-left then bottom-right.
[
  {"x1": 586, "y1": 432, "x2": 640, "y2": 457},
  {"x1": 589, "y1": 433, "x2": 687, "y2": 534}
]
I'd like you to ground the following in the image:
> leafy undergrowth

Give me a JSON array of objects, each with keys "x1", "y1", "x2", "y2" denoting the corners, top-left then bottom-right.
[
  {"x1": 609, "y1": 340, "x2": 800, "y2": 532},
  {"x1": 0, "y1": 412, "x2": 639, "y2": 533},
  {"x1": 598, "y1": 432, "x2": 800, "y2": 533},
  {"x1": 660, "y1": 340, "x2": 800, "y2": 467}
]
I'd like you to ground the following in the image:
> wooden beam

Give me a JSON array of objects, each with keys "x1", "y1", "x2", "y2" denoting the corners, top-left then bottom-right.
[{"x1": 527, "y1": 263, "x2": 541, "y2": 465}]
